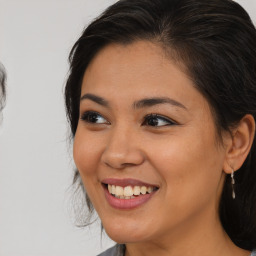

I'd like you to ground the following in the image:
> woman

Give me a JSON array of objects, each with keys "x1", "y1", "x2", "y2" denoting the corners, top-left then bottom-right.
[{"x1": 65, "y1": 0, "x2": 256, "y2": 255}]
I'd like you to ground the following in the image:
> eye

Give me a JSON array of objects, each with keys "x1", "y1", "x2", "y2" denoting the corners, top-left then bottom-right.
[
  {"x1": 142, "y1": 114, "x2": 176, "y2": 127},
  {"x1": 80, "y1": 111, "x2": 109, "y2": 124}
]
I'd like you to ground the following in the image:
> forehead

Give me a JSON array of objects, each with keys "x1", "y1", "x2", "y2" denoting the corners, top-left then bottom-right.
[
  {"x1": 85, "y1": 41, "x2": 167, "y2": 80},
  {"x1": 81, "y1": 41, "x2": 194, "y2": 97}
]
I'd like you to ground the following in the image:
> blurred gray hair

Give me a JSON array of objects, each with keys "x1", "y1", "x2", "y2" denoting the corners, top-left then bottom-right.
[{"x1": 0, "y1": 63, "x2": 6, "y2": 111}]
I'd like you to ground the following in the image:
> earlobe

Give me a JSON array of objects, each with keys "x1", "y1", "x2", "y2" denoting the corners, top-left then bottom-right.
[{"x1": 223, "y1": 114, "x2": 255, "y2": 174}]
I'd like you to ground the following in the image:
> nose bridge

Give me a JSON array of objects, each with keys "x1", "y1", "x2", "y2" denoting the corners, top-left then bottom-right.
[{"x1": 101, "y1": 122, "x2": 144, "y2": 169}]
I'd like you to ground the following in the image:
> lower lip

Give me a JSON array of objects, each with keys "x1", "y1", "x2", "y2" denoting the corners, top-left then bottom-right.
[{"x1": 103, "y1": 185, "x2": 156, "y2": 210}]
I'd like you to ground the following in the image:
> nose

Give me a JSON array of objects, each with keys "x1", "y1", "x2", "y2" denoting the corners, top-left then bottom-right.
[{"x1": 101, "y1": 125, "x2": 145, "y2": 169}]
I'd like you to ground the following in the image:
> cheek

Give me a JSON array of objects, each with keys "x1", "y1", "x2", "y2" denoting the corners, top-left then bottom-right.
[
  {"x1": 147, "y1": 128, "x2": 224, "y2": 206},
  {"x1": 73, "y1": 128, "x2": 105, "y2": 210},
  {"x1": 73, "y1": 128, "x2": 102, "y2": 178}
]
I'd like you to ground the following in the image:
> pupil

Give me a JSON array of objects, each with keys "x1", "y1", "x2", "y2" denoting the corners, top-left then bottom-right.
[
  {"x1": 89, "y1": 113, "x2": 98, "y2": 122},
  {"x1": 148, "y1": 117, "x2": 158, "y2": 126}
]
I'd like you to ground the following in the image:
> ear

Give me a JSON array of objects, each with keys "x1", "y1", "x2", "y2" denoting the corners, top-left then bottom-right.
[{"x1": 223, "y1": 114, "x2": 255, "y2": 174}]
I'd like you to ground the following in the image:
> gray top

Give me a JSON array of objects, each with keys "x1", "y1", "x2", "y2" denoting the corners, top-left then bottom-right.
[
  {"x1": 97, "y1": 245, "x2": 256, "y2": 256},
  {"x1": 251, "y1": 250, "x2": 256, "y2": 256},
  {"x1": 97, "y1": 245, "x2": 123, "y2": 256}
]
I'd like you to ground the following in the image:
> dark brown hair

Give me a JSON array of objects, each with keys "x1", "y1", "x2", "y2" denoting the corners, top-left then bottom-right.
[{"x1": 65, "y1": 0, "x2": 256, "y2": 250}]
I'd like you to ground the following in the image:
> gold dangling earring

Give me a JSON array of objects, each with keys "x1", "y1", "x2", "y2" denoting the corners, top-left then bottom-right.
[{"x1": 231, "y1": 170, "x2": 235, "y2": 199}]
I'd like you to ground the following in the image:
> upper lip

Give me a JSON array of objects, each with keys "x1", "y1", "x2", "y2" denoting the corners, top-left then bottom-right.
[{"x1": 101, "y1": 178, "x2": 159, "y2": 188}]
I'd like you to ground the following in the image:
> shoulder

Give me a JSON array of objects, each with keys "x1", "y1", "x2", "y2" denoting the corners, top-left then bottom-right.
[
  {"x1": 251, "y1": 250, "x2": 256, "y2": 256},
  {"x1": 97, "y1": 244, "x2": 124, "y2": 256}
]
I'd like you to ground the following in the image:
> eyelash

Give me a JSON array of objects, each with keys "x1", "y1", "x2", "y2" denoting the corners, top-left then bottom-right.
[
  {"x1": 80, "y1": 111, "x2": 176, "y2": 127},
  {"x1": 142, "y1": 114, "x2": 176, "y2": 127},
  {"x1": 80, "y1": 111, "x2": 109, "y2": 124}
]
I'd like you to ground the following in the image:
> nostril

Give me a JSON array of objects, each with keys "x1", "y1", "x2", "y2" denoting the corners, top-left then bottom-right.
[
  {"x1": 103, "y1": 159, "x2": 134, "y2": 169},
  {"x1": 102, "y1": 150, "x2": 145, "y2": 169}
]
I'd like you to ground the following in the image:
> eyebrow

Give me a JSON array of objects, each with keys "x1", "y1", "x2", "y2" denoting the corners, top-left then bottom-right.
[
  {"x1": 80, "y1": 93, "x2": 187, "y2": 110},
  {"x1": 133, "y1": 97, "x2": 187, "y2": 110},
  {"x1": 80, "y1": 93, "x2": 109, "y2": 107}
]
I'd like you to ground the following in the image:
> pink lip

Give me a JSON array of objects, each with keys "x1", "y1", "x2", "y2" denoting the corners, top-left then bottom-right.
[
  {"x1": 101, "y1": 179, "x2": 158, "y2": 210},
  {"x1": 101, "y1": 178, "x2": 158, "y2": 188}
]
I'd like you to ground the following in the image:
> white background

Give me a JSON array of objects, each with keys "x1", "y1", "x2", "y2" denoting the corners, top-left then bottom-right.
[{"x1": 0, "y1": 0, "x2": 255, "y2": 255}]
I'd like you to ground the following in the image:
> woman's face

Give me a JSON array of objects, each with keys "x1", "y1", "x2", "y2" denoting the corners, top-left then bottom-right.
[{"x1": 73, "y1": 41, "x2": 228, "y2": 244}]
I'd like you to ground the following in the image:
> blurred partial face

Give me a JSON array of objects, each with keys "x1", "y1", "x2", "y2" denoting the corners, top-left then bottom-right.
[
  {"x1": 73, "y1": 41, "x2": 227, "y2": 244},
  {"x1": 0, "y1": 67, "x2": 6, "y2": 111}
]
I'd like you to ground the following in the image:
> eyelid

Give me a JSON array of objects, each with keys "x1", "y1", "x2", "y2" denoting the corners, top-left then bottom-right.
[
  {"x1": 80, "y1": 110, "x2": 110, "y2": 124},
  {"x1": 142, "y1": 113, "x2": 177, "y2": 127}
]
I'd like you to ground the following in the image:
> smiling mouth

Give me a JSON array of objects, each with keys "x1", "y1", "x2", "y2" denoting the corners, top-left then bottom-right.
[
  {"x1": 103, "y1": 183, "x2": 159, "y2": 199},
  {"x1": 101, "y1": 178, "x2": 159, "y2": 209}
]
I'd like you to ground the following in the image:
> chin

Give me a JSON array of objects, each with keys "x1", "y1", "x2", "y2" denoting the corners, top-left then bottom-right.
[
  {"x1": 102, "y1": 220, "x2": 150, "y2": 244},
  {"x1": 106, "y1": 231, "x2": 143, "y2": 244}
]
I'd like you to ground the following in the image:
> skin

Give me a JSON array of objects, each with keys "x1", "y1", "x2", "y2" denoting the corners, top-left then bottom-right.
[{"x1": 73, "y1": 41, "x2": 253, "y2": 256}]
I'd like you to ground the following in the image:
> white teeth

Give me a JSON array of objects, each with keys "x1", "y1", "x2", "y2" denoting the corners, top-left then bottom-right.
[
  {"x1": 107, "y1": 184, "x2": 156, "y2": 198},
  {"x1": 124, "y1": 186, "x2": 133, "y2": 197},
  {"x1": 141, "y1": 186, "x2": 147, "y2": 195},
  {"x1": 111, "y1": 185, "x2": 116, "y2": 194},
  {"x1": 133, "y1": 186, "x2": 140, "y2": 195},
  {"x1": 147, "y1": 187, "x2": 153, "y2": 193},
  {"x1": 115, "y1": 186, "x2": 124, "y2": 196}
]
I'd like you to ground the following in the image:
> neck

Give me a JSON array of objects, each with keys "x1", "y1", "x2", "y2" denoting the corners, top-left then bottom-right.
[{"x1": 125, "y1": 208, "x2": 249, "y2": 256}]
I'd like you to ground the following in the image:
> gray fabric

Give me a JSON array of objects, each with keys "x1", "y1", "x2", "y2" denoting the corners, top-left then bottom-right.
[
  {"x1": 251, "y1": 250, "x2": 256, "y2": 256},
  {"x1": 97, "y1": 245, "x2": 256, "y2": 256},
  {"x1": 97, "y1": 246, "x2": 117, "y2": 256},
  {"x1": 97, "y1": 245, "x2": 124, "y2": 256}
]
